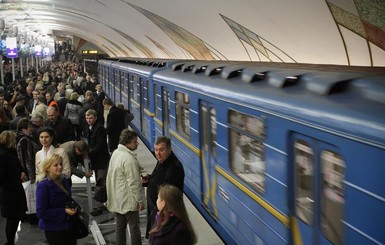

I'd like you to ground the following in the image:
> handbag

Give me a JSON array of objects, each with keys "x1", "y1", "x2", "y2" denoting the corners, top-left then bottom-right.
[
  {"x1": 57, "y1": 181, "x2": 89, "y2": 239},
  {"x1": 68, "y1": 199, "x2": 90, "y2": 239}
]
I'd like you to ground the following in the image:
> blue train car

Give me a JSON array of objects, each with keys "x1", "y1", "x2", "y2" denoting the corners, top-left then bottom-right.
[
  {"x1": 99, "y1": 58, "x2": 185, "y2": 150},
  {"x1": 100, "y1": 59, "x2": 385, "y2": 245},
  {"x1": 98, "y1": 59, "x2": 116, "y2": 100}
]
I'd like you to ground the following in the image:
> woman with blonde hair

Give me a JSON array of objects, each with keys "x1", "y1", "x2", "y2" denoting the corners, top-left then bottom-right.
[
  {"x1": 0, "y1": 130, "x2": 27, "y2": 245},
  {"x1": 148, "y1": 184, "x2": 197, "y2": 245},
  {"x1": 36, "y1": 154, "x2": 77, "y2": 245}
]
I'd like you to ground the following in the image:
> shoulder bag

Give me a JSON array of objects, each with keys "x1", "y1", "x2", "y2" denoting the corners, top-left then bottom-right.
[{"x1": 57, "y1": 181, "x2": 89, "y2": 239}]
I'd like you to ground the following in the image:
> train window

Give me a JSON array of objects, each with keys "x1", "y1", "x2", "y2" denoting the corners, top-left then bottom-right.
[
  {"x1": 175, "y1": 91, "x2": 191, "y2": 139},
  {"x1": 294, "y1": 140, "x2": 314, "y2": 226},
  {"x1": 122, "y1": 72, "x2": 129, "y2": 95},
  {"x1": 143, "y1": 79, "x2": 150, "y2": 109},
  {"x1": 153, "y1": 83, "x2": 157, "y2": 117},
  {"x1": 229, "y1": 110, "x2": 265, "y2": 193},
  {"x1": 321, "y1": 151, "x2": 345, "y2": 245},
  {"x1": 201, "y1": 105, "x2": 217, "y2": 157},
  {"x1": 114, "y1": 69, "x2": 119, "y2": 88},
  {"x1": 229, "y1": 110, "x2": 265, "y2": 138},
  {"x1": 130, "y1": 74, "x2": 138, "y2": 101}
]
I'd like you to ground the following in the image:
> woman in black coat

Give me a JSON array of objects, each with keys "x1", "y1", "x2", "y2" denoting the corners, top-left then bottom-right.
[
  {"x1": 0, "y1": 130, "x2": 28, "y2": 245},
  {"x1": 148, "y1": 184, "x2": 197, "y2": 245}
]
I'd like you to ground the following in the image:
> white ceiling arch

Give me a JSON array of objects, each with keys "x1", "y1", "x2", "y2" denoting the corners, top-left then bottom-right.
[{"x1": 0, "y1": 0, "x2": 384, "y2": 66}]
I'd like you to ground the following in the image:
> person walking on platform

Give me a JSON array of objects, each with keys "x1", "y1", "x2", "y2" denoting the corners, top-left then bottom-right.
[
  {"x1": 148, "y1": 184, "x2": 197, "y2": 245},
  {"x1": 106, "y1": 129, "x2": 145, "y2": 245},
  {"x1": 35, "y1": 154, "x2": 77, "y2": 245},
  {"x1": 141, "y1": 136, "x2": 185, "y2": 238},
  {"x1": 103, "y1": 98, "x2": 127, "y2": 152},
  {"x1": 0, "y1": 130, "x2": 28, "y2": 245}
]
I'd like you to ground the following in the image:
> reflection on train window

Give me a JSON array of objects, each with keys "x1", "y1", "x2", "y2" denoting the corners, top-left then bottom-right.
[
  {"x1": 162, "y1": 88, "x2": 170, "y2": 125},
  {"x1": 114, "y1": 69, "x2": 119, "y2": 90},
  {"x1": 295, "y1": 140, "x2": 314, "y2": 225},
  {"x1": 153, "y1": 84, "x2": 157, "y2": 117},
  {"x1": 130, "y1": 75, "x2": 138, "y2": 101},
  {"x1": 143, "y1": 79, "x2": 150, "y2": 109},
  {"x1": 175, "y1": 91, "x2": 190, "y2": 139},
  {"x1": 229, "y1": 110, "x2": 265, "y2": 193},
  {"x1": 210, "y1": 107, "x2": 217, "y2": 157},
  {"x1": 321, "y1": 151, "x2": 345, "y2": 245},
  {"x1": 122, "y1": 72, "x2": 128, "y2": 96}
]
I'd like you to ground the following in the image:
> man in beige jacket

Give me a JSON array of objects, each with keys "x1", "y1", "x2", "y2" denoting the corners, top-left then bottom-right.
[{"x1": 105, "y1": 129, "x2": 145, "y2": 245}]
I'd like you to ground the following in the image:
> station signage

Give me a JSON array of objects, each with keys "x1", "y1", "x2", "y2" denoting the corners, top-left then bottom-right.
[
  {"x1": 6, "y1": 37, "x2": 18, "y2": 58},
  {"x1": 82, "y1": 50, "x2": 98, "y2": 54}
]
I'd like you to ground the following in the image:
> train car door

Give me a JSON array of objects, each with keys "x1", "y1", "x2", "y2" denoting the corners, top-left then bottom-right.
[
  {"x1": 291, "y1": 133, "x2": 346, "y2": 245},
  {"x1": 161, "y1": 87, "x2": 171, "y2": 138},
  {"x1": 200, "y1": 101, "x2": 218, "y2": 219}
]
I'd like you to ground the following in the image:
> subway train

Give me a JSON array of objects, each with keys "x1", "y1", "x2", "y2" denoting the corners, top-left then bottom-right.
[{"x1": 98, "y1": 58, "x2": 385, "y2": 245}]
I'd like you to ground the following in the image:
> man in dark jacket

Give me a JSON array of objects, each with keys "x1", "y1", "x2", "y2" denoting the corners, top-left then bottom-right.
[
  {"x1": 141, "y1": 136, "x2": 185, "y2": 238},
  {"x1": 44, "y1": 106, "x2": 75, "y2": 144},
  {"x1": 83, "y1": 109, "x2": 110, "y2": 216},
  {"x1": 103, "y1": 98, "x2": 127, "y2": 152}
]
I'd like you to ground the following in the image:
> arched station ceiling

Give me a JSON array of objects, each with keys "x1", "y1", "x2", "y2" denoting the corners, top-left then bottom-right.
[{"x1": 1, "y1": 0, "x2": 385, "y2": 67}]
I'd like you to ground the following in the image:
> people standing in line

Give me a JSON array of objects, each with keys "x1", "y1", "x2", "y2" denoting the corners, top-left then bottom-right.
[
  {"x1": 83, "y1": 109, "x2": 110, "y2": 216},
  {"x1": 35, "y1": 127, "x2": 71, "y2": 181},
  {"x1": 31, "y1": 113, "x2": 44, "y2": 144},
  {"x1": 35, "y1": 154, "x2": 77, "y2": 245},
  {"x1": 28, "y1": 90, "x2": 40, "y2": 115},
  {"x1": 0, "y1": 107, "x2": 10, "y2": 133},
  {"x1": 9, "y1": 104, "x2": 29, "y2": 130},
  {"x1": 32, "y1": 95, "x2": 48, "y2": 121},
  {"x1": 103, "y1": 98, "x2": 127, "y2": 152},
  {"x1": 11, "y1": 95, "x2": 27, "y2": 119},
  {"x1": 78, "y1": 94, "x2": 97, "y2": 131},
  {"x1": 45, "y1": 91, "x2": 60, "y2": 114},
  {"x1": 142, "y1": 136, "x2": 185, "y2": 238},
  {"x1": 93, "y1": 84, "x2": 105, "y2": 120},
  {"x1": 45, "y1": 106, "x2": 75, "y2": 144},
  {"x1": 106, "y1": 129, "x2": 145, "y2": 245},
  {"x1": 116, "y1": 103, "x2": 134, "y2": 128},
  {"x1": 60, "y1": 140, "x2": 93, "y2": 179},
  {"x1": 56, "y1": 88, "x2": 68, "y2": 117},
  {"x1": 0, "y1": 130, "x2": 28, "y2": 245},
  {"x1": 83, "y1": 109, "x2": 110, "y2": 182},
  {"x1": 16, "y1": 118, "x2": 41, "y2": 224},
  {"x1": 148, "y1": 184, "x2": 197, "y2": 245},
  {"x1": 64, "y1": 92, "x2": 83, "y2": 140}
]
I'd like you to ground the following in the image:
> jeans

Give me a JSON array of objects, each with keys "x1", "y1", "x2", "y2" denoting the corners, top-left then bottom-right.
[{"x1": 116, "y1": 211, "x2": 141, "y2": 245}]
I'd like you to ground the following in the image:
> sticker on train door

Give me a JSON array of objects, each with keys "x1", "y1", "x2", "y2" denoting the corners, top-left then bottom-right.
[{"x1": 200, "y1": 101, "x2": 219, "y2": 220}]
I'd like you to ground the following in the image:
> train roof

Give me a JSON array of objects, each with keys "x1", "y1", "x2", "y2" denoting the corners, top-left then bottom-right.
[
  {"x1": 99, "y1": 58, "x2": 191, "y2": 76},
  {"x1": 153, "y1": 61, "x2": 385, "y2": 148}
]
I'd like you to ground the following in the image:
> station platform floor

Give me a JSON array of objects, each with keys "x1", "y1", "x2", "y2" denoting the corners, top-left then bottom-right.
[{"x1": 0, "y1": 136, "x2": 225, "y2": 245}]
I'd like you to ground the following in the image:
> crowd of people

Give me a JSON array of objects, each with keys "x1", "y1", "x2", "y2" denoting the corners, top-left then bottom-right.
[{"x1": 0, "y1": 61, "x2": 197, "y2": 245}]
